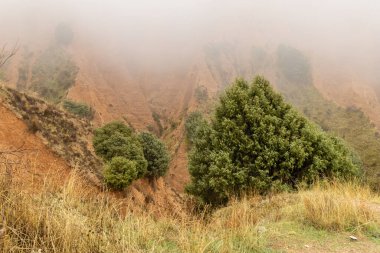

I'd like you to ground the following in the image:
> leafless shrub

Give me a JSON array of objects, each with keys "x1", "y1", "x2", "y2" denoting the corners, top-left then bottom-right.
[{"x1": 0, "y1": 43, "x2": 19, "y2": 68}]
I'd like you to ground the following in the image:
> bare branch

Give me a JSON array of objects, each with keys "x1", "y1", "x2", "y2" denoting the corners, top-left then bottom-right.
[{"x1": 0, "y1": 43, "x2": 19, "y2": 68}]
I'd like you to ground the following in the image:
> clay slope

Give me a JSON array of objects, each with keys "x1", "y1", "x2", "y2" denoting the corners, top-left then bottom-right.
[
  {"x1": 0, "y1": 96, "x2": 70, "y2": 192},
  {"x1": 0, "y1": 85, "x2": 185, "y2": 216}
]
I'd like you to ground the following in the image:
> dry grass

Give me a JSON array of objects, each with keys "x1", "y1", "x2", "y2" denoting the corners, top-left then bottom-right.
[
  {"x1": 0, "y1": 165, "x2": 379, "y2": 253},
  {"x1": 301, "y1": 181, "x2": 378, "y2": 231}
]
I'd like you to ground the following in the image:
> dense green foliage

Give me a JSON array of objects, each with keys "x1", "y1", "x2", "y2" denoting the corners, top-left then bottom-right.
[
  {"x1": 30, "y1": 47, "x2": 78, "y2": 103},
  {"x1": 185, "y1": 111, "x2": 206, "y2": 144},
  {"x1": 186, "y1": 77, "x2": 361, "y2": 205},
  {"x1": 276, "y1": 45, "x2": 380, "y2": 190},
  {"x1": 103, "y1": 156, "x2": 138, "y2": 190},
  {"x1": 63, "y1": 100, "x2": 94, "y2": 119},
  {"x1": 93, "y1": 121, "x2": 148, "y2": 189},
  {"x1": 93, "y1": 122, "x2": 170, "y2": 189},
  {"x1": 139, "y1": 132, "x2": 170, "y2": 179}
]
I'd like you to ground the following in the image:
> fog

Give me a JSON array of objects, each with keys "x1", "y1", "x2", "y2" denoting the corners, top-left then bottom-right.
[{"x1": 1, "y1": 0, "x2": 380, "y2": 79}]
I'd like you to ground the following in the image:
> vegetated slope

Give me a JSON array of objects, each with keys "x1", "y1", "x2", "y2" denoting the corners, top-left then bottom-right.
[
  {"x1": 275, "y1": 46, "x2": 380, "y2": 189},
  {"x1": 2, "y1": 40, "x2": 195, "y2": 194},
  {"x1": 312, "y1": 54, "x2": 380, "y2": 130},
  {"x1": 61, "y1": 41, "x2": 380, "y2": 190},
  {"x1": 0, "y1": 86, "x2": 102, "y2": 185},
  {"x1": 0, "y1": 98, "x2": 70, "y2": 191},
  {"x1": 200, "y1": 43, "x2": 380, "y2": 189},
  {"x1": 65, "y1": 43, "x2": 202, "y2": 191},
  {"x1": 4, "y1": 39, "x2": 380, "y2": 192},
  {"x1": 0, "y1": 85, "x2": 185, "y2": 215}
]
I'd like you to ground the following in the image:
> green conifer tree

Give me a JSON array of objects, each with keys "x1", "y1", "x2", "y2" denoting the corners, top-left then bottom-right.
[{"x1": 186, "y1": 77, "x2": 361, "y2": 205}]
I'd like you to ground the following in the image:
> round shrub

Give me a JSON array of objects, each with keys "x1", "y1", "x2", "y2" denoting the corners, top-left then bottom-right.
[
  {"x1": 104, "y1": 157, "x2": 138, "y2": 190},
  {"x1": 93, "y1": 121, "x2": 147, "y2": 178},
  {"x1": 139, "y1": 132, "x2": 170, "y2": 178}
]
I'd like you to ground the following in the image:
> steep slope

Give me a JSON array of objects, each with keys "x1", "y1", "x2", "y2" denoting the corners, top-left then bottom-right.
[
  {"x1": 3, "y1": 39, "x2": 380, "y2": 192},
  {"x1": 0, "y1": 85, "x2": 185, "y2": 215},
  {"x1": 62, "y1": 42, "x2": 380, "y2": 189},
  {"x1": 0, "y1": 100, "x2": 70, "y2": 192}
]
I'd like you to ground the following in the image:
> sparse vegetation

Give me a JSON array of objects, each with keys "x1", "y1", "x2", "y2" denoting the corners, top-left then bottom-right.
[
  {"x1": 63, "y1": 99, "x2": 94, "y2": 120},
  {"x1": 204, "y1": 42, "x2": 238, "y2": 89},
  {"x1": 194, "y1": 85, "x2": 208, "y2": 103},
  {"x1": 16, "y1": 49, "x2": 33, "y2": 90},
  {"x1": 277, "y1": 45, "x2": 312, "y2": 86},
  {"x1": 16, "y1": 64, "x2": 28, "y2": 90},
  {"x1": 276, "y1": 45, "x2": 380, "y2": 190},
  {"x1": 1, "y1": 87, "x2": 102, "y2": 177},
  {"x1": 152, "y1": 111, "x2": 164, "y2": 136},
  {"x1": 186, "y1": 77, "x2": 361, "y2": 205},
  {"x1": 30, "y1": 46, "x2": 78, "y2": 103},
  {"x1": 139, "y1": 132, "x2": 170, "y2": 179}
]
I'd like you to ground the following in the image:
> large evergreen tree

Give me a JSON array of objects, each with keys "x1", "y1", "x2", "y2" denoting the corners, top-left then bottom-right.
[{"x1": 186, "y1": 77, "x2": 361, "y2": 205}]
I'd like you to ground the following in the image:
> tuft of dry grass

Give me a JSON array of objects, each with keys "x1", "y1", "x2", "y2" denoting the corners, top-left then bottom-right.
[{"x1": 300, "y1": 181, "x2": 378, "y2": 232}]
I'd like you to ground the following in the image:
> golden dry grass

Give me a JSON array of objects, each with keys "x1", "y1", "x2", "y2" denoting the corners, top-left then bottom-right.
[
  {"x1": 0, "y1": 165, "x2": 379, "y2": 253},
  {"x1": 301, "y1": 181, "x2": 378, "y2": 231}
]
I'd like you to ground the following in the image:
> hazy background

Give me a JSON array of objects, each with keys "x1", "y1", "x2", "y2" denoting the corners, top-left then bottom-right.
[{"x1": 0, "y1": 0, "x2": 380, "y2": 78}]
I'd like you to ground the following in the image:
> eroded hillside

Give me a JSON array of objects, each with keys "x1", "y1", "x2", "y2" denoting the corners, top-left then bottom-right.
[
  {"x1": 2, "y1": 37, "x2": 380, "y2": 191},
  {"x1": 0, "y1": 84, "x2": 185, "y2": 216}
]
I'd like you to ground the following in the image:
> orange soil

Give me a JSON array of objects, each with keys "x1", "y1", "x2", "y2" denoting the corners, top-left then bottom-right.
[
  {"x1": 0, "y1": 103, "x2": 70, "y2": 192},
  {"x1": 0, "y1": 101, "x2": 185, "y2": 215}
]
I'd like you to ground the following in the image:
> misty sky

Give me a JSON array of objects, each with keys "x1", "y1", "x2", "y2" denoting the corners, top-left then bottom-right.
[{"x1": 0, "y1": 0, "x2": 380, "y2": 75}]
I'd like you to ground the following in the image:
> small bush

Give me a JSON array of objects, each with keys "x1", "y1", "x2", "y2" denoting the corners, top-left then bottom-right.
[
  {"x1": 63, "y1": 100, "x2": 94, "y2": 119},
  {"x1": 93, "y1": 121, "x2": 147, "y2": 181},
  {"x1": 195, "y1": 85, "x2": 208, "y2": 103},
  {"x1": 104, "y1": 157, "x2": 138, "y2": 190},
  {"x1": 139, "y1": 132, "x2": 170, "y2": 179},
  {"x1": 152, "y1": 111, "x2": 163, "y2": 136}
]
